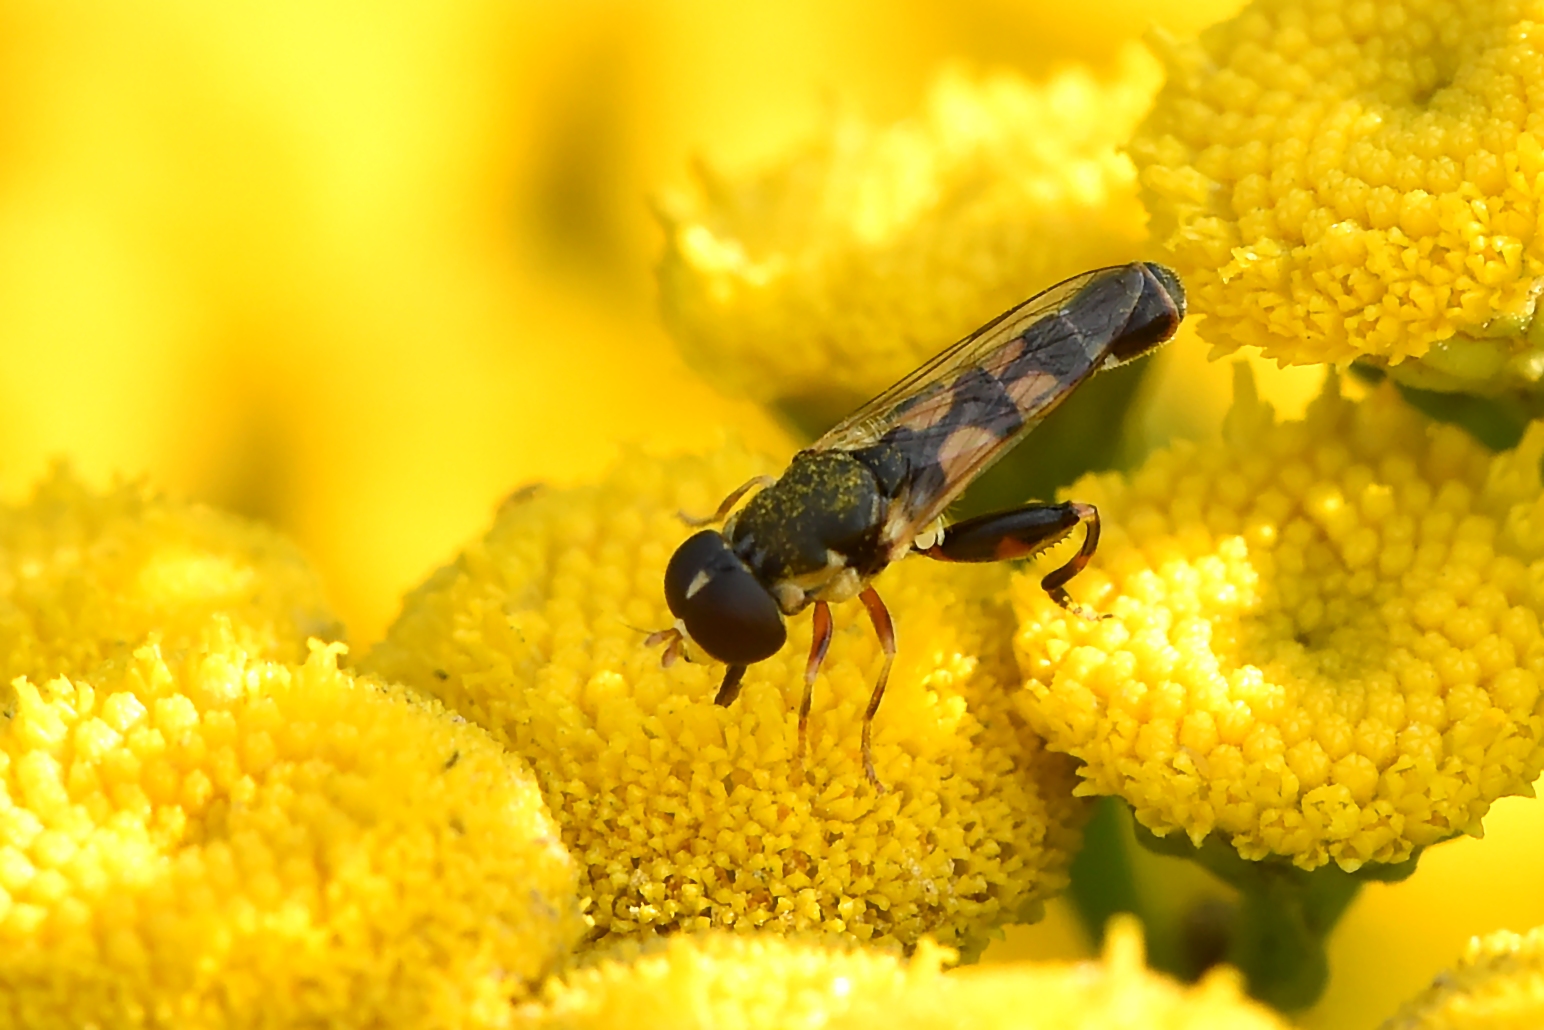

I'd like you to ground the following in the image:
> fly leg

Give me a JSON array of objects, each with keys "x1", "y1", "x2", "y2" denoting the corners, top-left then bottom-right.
[
  {"x1": 713, "y1": 663, "x2": 749, "y2": 706},
  {"x1": 919, "y1": 500, "x2": 1104, "y2": 620},
  {"x1": 793, "y1": 600, "x2": 833, "y2": 784},
  {"x1": 858, "y1": 586, "x2": 895, "y2": 792},
  {"x1": 679, "y1": 475, "x2": 776, "y2": 527}
]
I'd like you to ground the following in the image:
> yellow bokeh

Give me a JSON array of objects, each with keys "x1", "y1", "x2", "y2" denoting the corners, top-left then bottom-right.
[{"x1": 0, "y1": 0, "x2": 1240, "y2": 645}]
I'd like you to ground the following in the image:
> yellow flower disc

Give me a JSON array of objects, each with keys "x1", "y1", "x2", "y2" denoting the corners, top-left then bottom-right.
[
  {"x1": 657, "y1": 52, "x2": 1160, "y2": 423},
  {"x1": 1485, "y1": 426, "x2": 1544, "y2": 598},
  {"x1": 828, "y1": 916, "x2": 1290, "y2": 1030},
  {"x1": 513, "y1": 931, "x2": 948, "y2": 1030},
  {"x1": 364, "y1": 443, "x2": 1084, "y2": 955},
  {"x1": 1381, "y1": 925, "x2": 1544, "y2": 1029},
  {"x1": 0, "y1": 466, "x2": 341, "y2": 685},
  {"x1": 1013, "y1": 370, "x2": 1544, "y2": 870},
  {"x1": 516, "y1": 918, "x2": 1286, "y2": 1030},
  {"x1": 0, "y1": 628, "x2": 583, "y2": 1029},
  {"x1": 1133, "y1": 0, "x2": 1544, "y2": 381}
]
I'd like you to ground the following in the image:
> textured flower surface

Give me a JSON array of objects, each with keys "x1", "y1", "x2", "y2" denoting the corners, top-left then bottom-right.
[
  {"x1": 0, "y1": 629, "x2": 583, "y2": 1029},
  {"x1": 1381, "y1": 924, "x2": 1544, "y2": 1029},
  {"x1": 1013, "y1": 371, "x2": 1544, "y2": 870},
  {"x1": 657, "y1": 51, "x2": 1161, "y2": 421},
  {"x1": 830, "y1": 916, "x2": 1290, "y2": 1030},
  {"x1": 513, "y1": 931, "x2": 941, "y2": 1030},
  {"x1": 1134, "y1": 0, "x2": 1544, "y2": 382},
  {"x1": 364, "y1": 442, "x2": 1084, "y2": 955},
  {"x1": 513, "y1": 917, "x2": 1289, "y2": 1030},
  {"x1": 0, "y1": 466, "x2": 341, "y2": 684},
  {"x1": 1486, "y1": 423, "x2": 1544, "y2": 572}
]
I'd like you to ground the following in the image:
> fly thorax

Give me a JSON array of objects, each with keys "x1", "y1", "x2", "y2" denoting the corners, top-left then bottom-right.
[
  {"x1": 810, "y1": 565, "x2": 864, "y2": 604},
  {"x1": 728, "y1": 450, "x2": 887, "y2": 599}
]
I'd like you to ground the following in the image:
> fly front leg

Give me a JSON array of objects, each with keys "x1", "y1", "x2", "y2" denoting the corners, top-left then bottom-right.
[
  {"x1": 714, "y1": 663, "x2": 749, "y2": 706},
  {"x1": 919, "y1": 500, "x2": 1104, "y2": 620}
]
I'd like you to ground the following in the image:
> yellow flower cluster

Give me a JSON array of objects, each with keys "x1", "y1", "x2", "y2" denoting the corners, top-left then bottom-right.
[
  {"x1": 657, "y1": 50, "x2": 1160, "y2": 422},
  {"x1": 1134, "y1": 0, "x2": 1544, "y2": 381},
  {"x1": 1013, "y1": 370, "x2": 1544, "y2": 870},
  {"x1": 832, "y1": 917, "x2": 1289, "y2": 1030},
  {"x1": 1486, "y1": 424, "x2": 1544, "y2": 575},
  {"x1": 364, "y1": 443, "x2": 1085, "y2": 956},
  {"x1": 0, "y1": 465, "x2": 340, "y2": 684},
  {"x1": 1382, "y1": 924, "x2": 1544, "y2": 1029},
  {"x1": 0, "y1": 477, "x2": 583, "y2": 1027},
  {"x1": 514, "y1": 931, "x2": 941, "y2": 1030},
  {"x1": 513, "y1": 917, "x2": 1289, "y2": 1030},
  {"x1": 0, "y1": 631, "x2": 583, "y2": 1029}
]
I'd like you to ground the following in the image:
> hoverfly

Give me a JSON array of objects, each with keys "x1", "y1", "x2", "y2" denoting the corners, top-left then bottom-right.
[{"x1": 652, "y1": 262, "x2": 1186, "y2": 788}]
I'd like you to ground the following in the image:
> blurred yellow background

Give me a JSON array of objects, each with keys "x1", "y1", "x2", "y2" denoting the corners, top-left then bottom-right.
[
  {"x1": 4, "y1": 2, "x2": 1541, "y2": 1026},
  {"x1": 0, "y1": 0, "x2": 1235, "y2": 645}
]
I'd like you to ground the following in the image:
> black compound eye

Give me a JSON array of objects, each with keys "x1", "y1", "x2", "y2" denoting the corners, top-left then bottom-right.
[{"x1": 664, "y1": 530, "x2": 786, "y2": 665}]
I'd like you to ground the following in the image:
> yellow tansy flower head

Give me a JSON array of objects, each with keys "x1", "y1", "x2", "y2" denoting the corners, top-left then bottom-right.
[
  {"x1": 0, "y1": 465, "x2": 340, "y2": 684},
  {"x1": 1381, "y1": 924, "x2": 1544, "y2": 1029},
  {"x1": 0, "y1": 627, "x2": 582, "y2": 1029},
  {"x1": 513, "y1": 930, "x2": 950, "y2": 1030},
  {"x1": 365, "y1": 442, "x2": 1084, "y2": 955},
  {"x1": 1134, "y1": 0, "x2": 1544, "y2": 381},
  {"x1": 1013, "y1": 369, "x2": 1544, "y2": 870},
  {"x1": 657, "y1": 51, "x2": 1160, "y2": 425},
  {"x1": 1483, "y1": 423, "x2": 1544, "y2": 585},
  {"x1": 516, "y1": 918, "x2": 1287, "y2": 1030},
  {"x1": 829, "y1": 916, "x2": 1290, "y2": 1030}
]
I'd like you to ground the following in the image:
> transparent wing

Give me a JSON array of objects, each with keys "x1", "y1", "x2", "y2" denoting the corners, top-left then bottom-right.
[
  {"x1": 809, "y1": 263, "x2": 1183, "y2": 545},
  {"x1": 811, "y1": 271, "x2": 1100, "y2": 454}
]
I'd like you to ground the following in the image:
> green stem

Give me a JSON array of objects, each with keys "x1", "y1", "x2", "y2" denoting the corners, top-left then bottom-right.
[
  {"x1": 1066, "y1": 797, "x2": 1144, "y2": 945},
  {"x1": 1222, "y1": 859, "x2": 1361, "y2": 1010},
  {"x1": 1131, "y1": 818, "x2": 1420, "y2": 1011},
  {"x1": 1069, "y1": 799, "x2": 1425, "y2": 1011}
]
